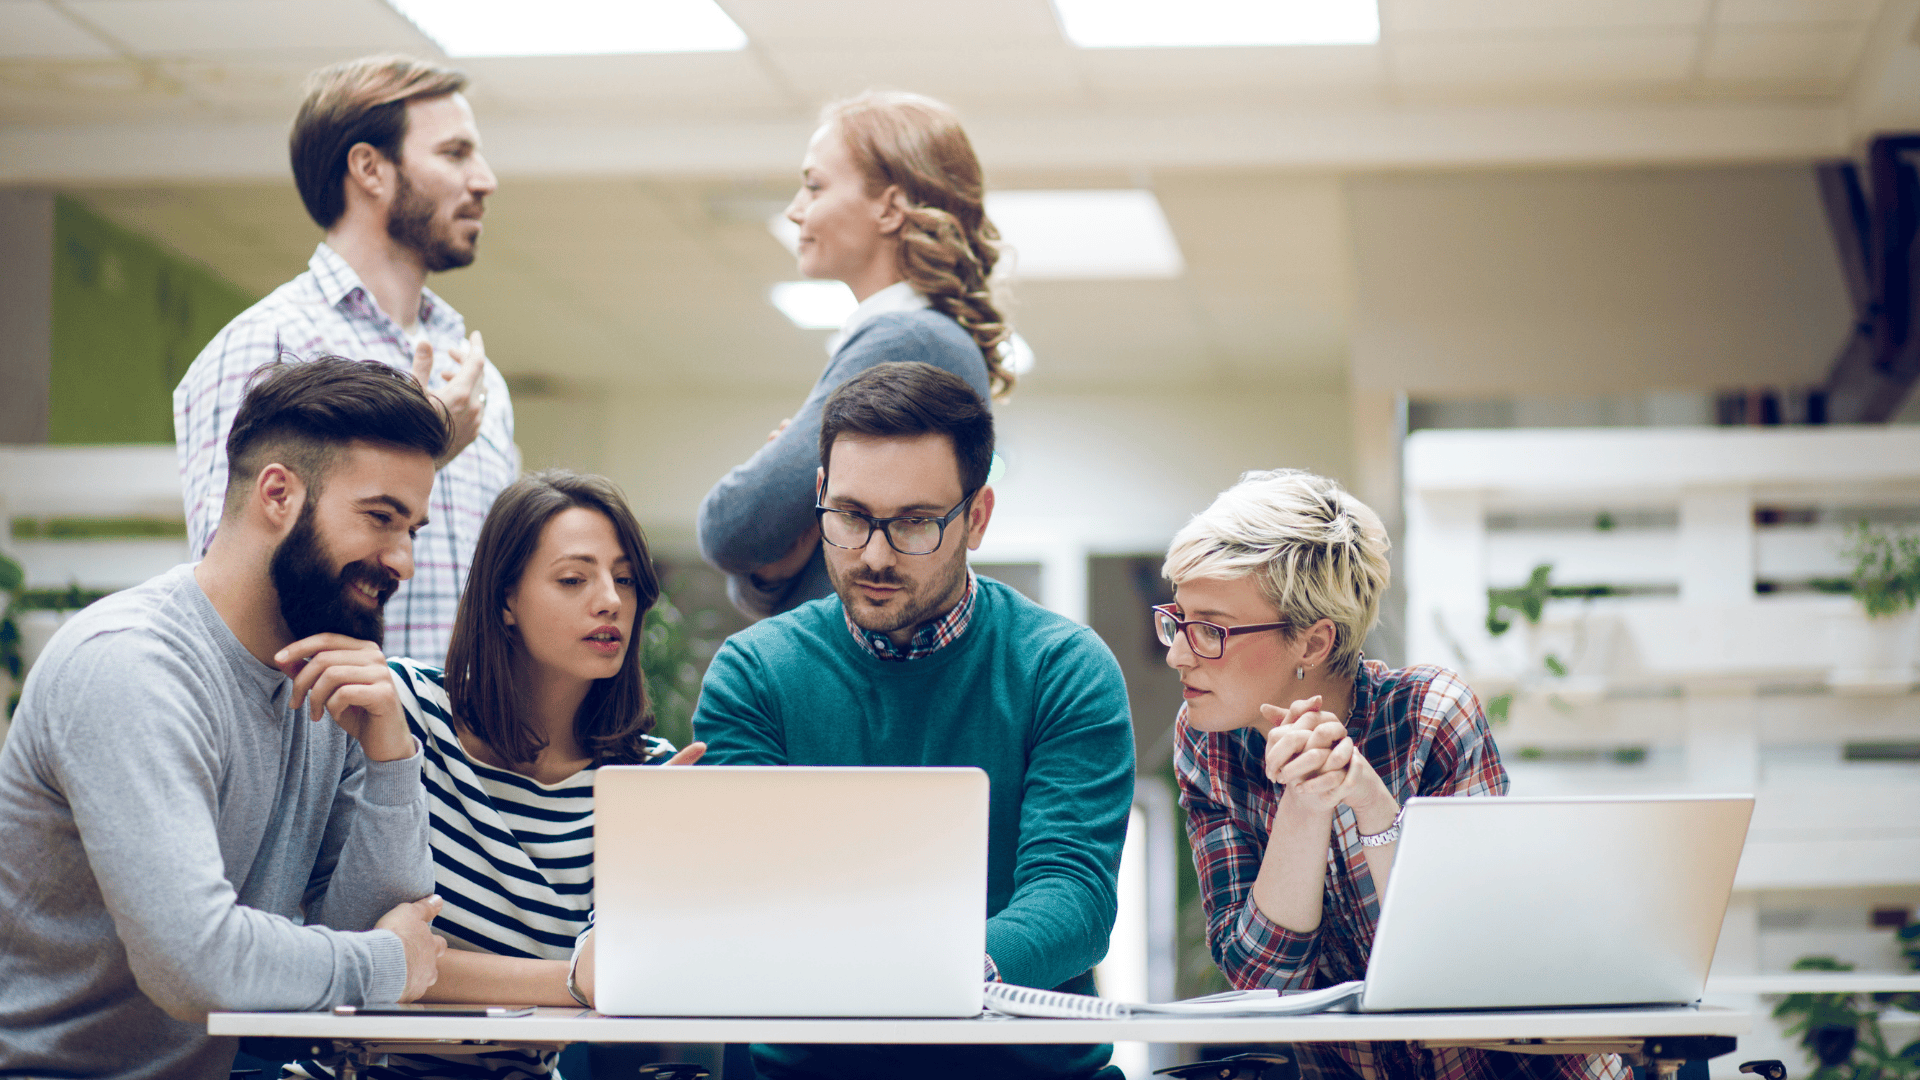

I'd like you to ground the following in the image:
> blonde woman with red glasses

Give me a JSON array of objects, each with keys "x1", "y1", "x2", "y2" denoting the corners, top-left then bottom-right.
[
  {"x1": 697, "y1": 90, "x2": 1013, "y2": 621},
  {"x1": 1159, "y1": 469, "x2": 1626, "y2": 1080}
]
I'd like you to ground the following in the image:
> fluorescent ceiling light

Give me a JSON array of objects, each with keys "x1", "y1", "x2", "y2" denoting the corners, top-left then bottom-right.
[
  {"x1": 388, "y1": 0, "x2": 747, "y2": 57},
  {"x1": 1052, "y1": 0, "x2": 1378, "y2": 48},
  {"x1": 1001, "y1": 332, "x2": 1036, "y2": 376},
  {"x1": 985, "y1": 190, "x2": 1184, "y2": 280},
  {"x1": 770, "y1": 281, "x2": 857, "y2": 330}
]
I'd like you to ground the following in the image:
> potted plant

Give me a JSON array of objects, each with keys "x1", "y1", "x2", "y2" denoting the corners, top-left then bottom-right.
[{"x1": 1829, "y1": 523, "x2": 1920, "y2": 692}]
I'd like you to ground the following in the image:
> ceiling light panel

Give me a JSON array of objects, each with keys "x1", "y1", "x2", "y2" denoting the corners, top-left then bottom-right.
[
  {"x1": 387, "y1": 0, "x2": 747, "y2": 57},
  {"x1": 1052, "y1": 0, "x2": 1379, "y2": 47},
  {"x1": 985, "y1": 190, "x2": 1185, "y2": 280}
]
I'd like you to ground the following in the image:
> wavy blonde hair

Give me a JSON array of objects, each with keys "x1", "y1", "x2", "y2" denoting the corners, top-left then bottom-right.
[
  {"x1": 823, "y1": 91, "x2": 1013, "y2": 399},
  {"x1": 1163, "y1": 470, "x2": 1392, "y2": 679}
]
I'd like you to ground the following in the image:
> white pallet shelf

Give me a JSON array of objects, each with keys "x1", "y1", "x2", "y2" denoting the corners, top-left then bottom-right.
[{"x1": 1404, "y1": 426, "x2": 1920, "y2": 1078}]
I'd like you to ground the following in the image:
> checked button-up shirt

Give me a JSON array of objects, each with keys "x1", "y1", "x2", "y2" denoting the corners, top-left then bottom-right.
[
  {"x1": 172, "y1": 243, "x2": 519, "y2": 665},
  {"x1": 1174, "y1": 660, "x2": 1626, "y2": 1080},
  {"x1": 845, "y1": 567, "x2": 977, "y2": 662}
]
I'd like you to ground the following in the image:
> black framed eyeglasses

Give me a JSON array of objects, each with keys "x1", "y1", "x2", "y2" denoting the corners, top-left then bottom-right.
[
  {"x1": 1151, "y1": 604, "x2": 1289, "y2": 660},
  {"x1": 815, "y1": 489, "x2": 978, "y2": 556}
]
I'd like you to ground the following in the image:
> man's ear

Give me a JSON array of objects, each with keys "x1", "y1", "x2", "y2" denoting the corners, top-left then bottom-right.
[
  {"x1": 344, "y1": 141, "x2": 395, "y2": 206},
  {"x1": 964, "y1": 485, "x2": 995, "y2": 552},
  {"x1": 254, "y1": 463, "x2": 305, "y2": 535},
  {"x1": 815, "y1": 466, "x2": 825, "y2": 500},
  {"x1": 875, "y1": 185, "x2": 908, "y2": 236}
]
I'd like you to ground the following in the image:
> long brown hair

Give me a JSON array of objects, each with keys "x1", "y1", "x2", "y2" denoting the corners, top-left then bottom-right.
[
  {"x1": 823, "y1": 91, "x2": 1014, "y2": 400},
  {"x1": 443, "y1": 470, "x2": 661, "y2": 765}
]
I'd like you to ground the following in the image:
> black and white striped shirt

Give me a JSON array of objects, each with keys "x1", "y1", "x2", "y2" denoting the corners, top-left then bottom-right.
[{"x1": 289, "y1": 658, "x2": 673, "y2": 1080}]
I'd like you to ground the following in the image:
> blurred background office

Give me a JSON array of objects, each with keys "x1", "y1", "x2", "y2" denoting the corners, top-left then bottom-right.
[{"x1": 3, "y1": 2, "x2": 1920, "y2": 1078}]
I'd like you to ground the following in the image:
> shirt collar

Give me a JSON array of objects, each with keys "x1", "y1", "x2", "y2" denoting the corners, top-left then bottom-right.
[
  {"x1": 846, "y1": 568, "x2": 977, "y2": 662},
  {"x1": 827, "y1": 281, "x2": 929, "y2": 358},
  {"x1": 309, "y1": 242, "x2": 445, "y2": 330}
]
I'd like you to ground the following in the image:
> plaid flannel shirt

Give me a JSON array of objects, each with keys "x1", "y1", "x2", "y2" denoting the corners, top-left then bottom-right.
[
  {"x1": 172, "y1": 243, "x2": 518, "y2": 665},
  {"x1": 845, "y1": 568, "x2": 977, "y2": 662},
  {"x1": 1174, "y1": 660, "x2": 1626, "y2": 1080}
]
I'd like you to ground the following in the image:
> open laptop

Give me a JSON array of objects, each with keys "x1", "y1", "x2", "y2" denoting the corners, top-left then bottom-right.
[
  {"x1": 592, "y1": 765, "x2": 990, "y2": 1018},
  {"x1": 1356, "y1": 794, "x2": 1754, "y2": 1012}
]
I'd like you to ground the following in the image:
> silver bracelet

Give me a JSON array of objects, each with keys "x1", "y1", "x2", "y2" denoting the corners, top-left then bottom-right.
[
  {"x1": 1359, "y1": 804, "x2": 1405, "y2": 848},
  {"x1": 566, "y1": 937, "x2": 591, "y2": 1008}
]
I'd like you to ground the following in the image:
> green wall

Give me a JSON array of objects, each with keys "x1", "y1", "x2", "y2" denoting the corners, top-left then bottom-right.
[{"x1": 50, "y1": 196, "x2": 258, "y2": 444}]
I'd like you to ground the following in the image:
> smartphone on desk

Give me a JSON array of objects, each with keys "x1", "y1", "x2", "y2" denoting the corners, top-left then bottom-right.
[{"x1": 333, "y1": 1004, "x2": 535, "y2": 1017}]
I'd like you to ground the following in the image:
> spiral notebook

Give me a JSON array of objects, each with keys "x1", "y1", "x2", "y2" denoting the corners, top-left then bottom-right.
[{"x1": 983, "y1": 981, "x2": 1364, "y2": 1020}]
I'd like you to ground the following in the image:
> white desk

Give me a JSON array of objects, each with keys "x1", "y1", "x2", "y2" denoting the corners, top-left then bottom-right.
[{"x1": 212, "y1": 1005, "x2": 1751, "y2": 1079}]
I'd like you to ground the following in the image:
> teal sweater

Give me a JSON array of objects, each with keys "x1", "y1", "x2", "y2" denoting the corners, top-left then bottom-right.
[{"x1": 694, "y1": 577, "x2": 1136, "y2": 1080}]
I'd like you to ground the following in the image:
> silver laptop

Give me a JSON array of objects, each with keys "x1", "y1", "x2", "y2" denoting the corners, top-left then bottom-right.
[
  {"x1": 593, "y1": 765, "x2": 990, "y2": 1017},
  {"x1": 1358, "y1": 794, "x2": 1753, "y2": 1012}
]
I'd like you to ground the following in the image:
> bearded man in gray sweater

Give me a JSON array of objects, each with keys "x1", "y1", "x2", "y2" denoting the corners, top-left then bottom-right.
[{"x1": 0, "y1": 357, "x2": 452, "y2": 1078}]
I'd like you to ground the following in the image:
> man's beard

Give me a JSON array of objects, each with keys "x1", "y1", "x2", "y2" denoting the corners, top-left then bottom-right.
[
  {"x1": 387, "y1": 167, "x2": 476, "y2": 273},
  {"x1": 828, "y1": 547, "x2": 970, "y2": 637},
  {"x1": 269, "y1": 501, "x2": 400, "y2": 646}
]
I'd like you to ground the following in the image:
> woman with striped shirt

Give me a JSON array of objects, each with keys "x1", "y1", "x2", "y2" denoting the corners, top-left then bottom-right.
[{"x1": 292, "y1": 469, "x2": 701, "y2": 1080}]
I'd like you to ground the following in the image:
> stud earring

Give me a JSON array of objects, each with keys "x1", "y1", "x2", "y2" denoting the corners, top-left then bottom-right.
[{"x1": 1296, "y1": 665, "x2": 1307, "y2": 680}]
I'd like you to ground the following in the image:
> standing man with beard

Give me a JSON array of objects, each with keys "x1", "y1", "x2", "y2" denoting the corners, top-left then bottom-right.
[
  {"x1": 175, "y1": 53, "x2": 516, "y2": 666},
  {"x1": 692, "y1": 362, "x2": 1136, "y2": 1080},
  {"x1": 0, "y1": 358, "x2": 451, "y2": 1079}
]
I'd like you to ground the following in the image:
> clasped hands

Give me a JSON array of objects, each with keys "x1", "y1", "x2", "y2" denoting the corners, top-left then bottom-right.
[{"x1": 1262, "y1": 695, "x2": 1398, "y2": 833}]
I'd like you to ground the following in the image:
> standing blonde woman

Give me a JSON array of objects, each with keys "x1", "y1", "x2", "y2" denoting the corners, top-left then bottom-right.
[
  {"x1": 697, "y1": 90, "x2": 1012, "y2": 619},
  {"x1": 1161, "y1": 469, "x2": 1625, "y2": 1080}
]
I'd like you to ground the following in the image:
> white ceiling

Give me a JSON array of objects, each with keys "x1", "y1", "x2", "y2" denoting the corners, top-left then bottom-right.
[
  {"x1": 3, "y1": 0, "x2": 1917, "y2": 183},
  {"x1": 11, "y1": 0, "x2": 1920, "y2": 401}
]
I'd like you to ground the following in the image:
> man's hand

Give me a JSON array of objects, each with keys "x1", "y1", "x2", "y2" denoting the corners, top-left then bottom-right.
[
  {"x1": 275, "y1": 634, "x2": 412, "y2": 762},
  {"x1": 748, "y1": 522, "x2": 821, "y2": 588},
  {"x1": 376, "y1": 895, "x2": 447, "y2": 1003},
  {"x1": 664, "y1": 741, "x2": 706, "y2": 766},
  {"x1": 410, "y1": 331, "x2": 488, "y2": 467}
]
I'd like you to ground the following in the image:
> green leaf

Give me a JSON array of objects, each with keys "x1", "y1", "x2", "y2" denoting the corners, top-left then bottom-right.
[
  {"x1": 0, "y1": 552, "x2": 22, "y2": 591},
  {"x1": 1543, "y1": 653, "x2": 1568, "y2": 678},
  {"x1": 1487, "y1": 694, "x2": 1512, "y2": 722}
]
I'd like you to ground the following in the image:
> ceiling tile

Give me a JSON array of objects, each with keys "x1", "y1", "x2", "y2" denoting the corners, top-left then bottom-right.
[
  {"x1": 0, "y1": 60, "x2": 206, "y2": 125},
  {"x1": 0, "y1": 0, "x2": 117, "y2": 59},
  {"x1": 1715, "y1": 0, "x2": 1884, "y2": 26},
  {"x1": 1392, "y1": 31, "x2": 1697, "y2": 87},
  {"x1": 1072, "y1": 45, "x2": 1386, "y2": 107},
  {"x1": 66, "y1": 0, "x2": 430, "y2": 55},
  {"x1": 1701, "y1": 24, "x2": 1868, "y2": 83},
  {"x1": 1383, "y1": 0, "x2": 1709, "y2": 34},
  {"x1": 766, "y1": 44, "x2": 1087, "y2": 109},
  {"x1": 724, "y1": 0, "x2": 1064, "y2": 46},
  {"x1": 458, "y1": 53, "x2": 796, "y2": 119}
]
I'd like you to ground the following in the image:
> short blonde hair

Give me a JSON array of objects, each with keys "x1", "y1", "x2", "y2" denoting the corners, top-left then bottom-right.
[{"x1": 1163, "y1": 469, "x2": 1391, "y2": 679}]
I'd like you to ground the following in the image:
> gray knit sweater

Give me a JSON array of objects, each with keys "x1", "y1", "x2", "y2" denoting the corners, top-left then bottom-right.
[
  {"x1": 696, "y1": 307, "x2": 993, "y2": 619},
  {"x1": 0, "y1": 563, "x2": 432, "y2": 1079}
]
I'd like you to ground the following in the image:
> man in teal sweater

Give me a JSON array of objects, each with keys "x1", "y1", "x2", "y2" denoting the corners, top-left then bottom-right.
[{"x1": 693, "y1": 361, "x2": 1135, "y2": 1080}]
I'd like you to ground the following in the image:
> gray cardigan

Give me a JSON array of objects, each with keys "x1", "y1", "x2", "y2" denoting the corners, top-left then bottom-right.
[{"x1": 697, "y1": 308, "x2": 993, "y2": 619}]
